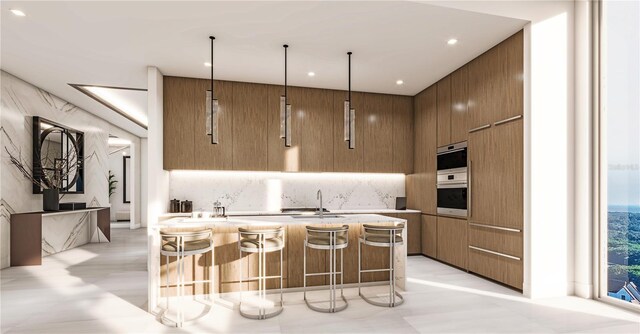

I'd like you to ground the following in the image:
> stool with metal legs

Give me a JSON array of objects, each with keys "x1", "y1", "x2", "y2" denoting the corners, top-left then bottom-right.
[
  {"x1": 304, "y1": 225, "x2": 349, "y2": 313},
  {"x1": 160, "y1": 229, "x2": 214, "y2": 327},
  {"x1": 238, "y1": 226, "x2": 285, "y2": 320},
  {"x1": 358, "y1": 223, "x2": 405, "y2": 307}
]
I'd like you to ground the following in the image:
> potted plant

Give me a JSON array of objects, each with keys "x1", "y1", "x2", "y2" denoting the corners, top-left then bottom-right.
[{"x1": 109, "y1": 170, "x2": 118, "y2": 198}]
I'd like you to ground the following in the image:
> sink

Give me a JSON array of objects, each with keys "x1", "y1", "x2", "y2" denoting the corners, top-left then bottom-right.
[{"x1": 291, "y1": 215, "x2": 345, "y2": 219}]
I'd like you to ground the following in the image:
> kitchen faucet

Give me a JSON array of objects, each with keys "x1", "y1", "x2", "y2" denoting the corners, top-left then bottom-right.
[{"x1": 317, "y1": 189, "x2": 323, "y2": 219}]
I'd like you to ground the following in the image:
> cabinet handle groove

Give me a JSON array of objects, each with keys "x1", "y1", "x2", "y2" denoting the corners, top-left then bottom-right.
[
  {"x1": 469, "y1": 245, "x2": 521, "y2": 261},
  {"x1": 469, "y1": 222, "x2": 521, "y2": 233},
  {"x1": 468, "y1": 160, "x2": 472, "y2": 219},
  {"x1": 494, "y1": 115, "x2": 522, "y2": 126},
  {"x1": 469, "y1": 124, "x2": 491, "y2": 133}
]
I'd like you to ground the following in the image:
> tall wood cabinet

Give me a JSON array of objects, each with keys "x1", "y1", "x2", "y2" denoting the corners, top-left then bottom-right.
[
  {"x1": 421, "y1": 214, "x2": 437, "y2": 258},
  {"x1": 406, "y1": 86, "x2": 437, "y2": 215}
]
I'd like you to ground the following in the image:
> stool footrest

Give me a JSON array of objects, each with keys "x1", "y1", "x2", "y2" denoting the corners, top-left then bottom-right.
[
  {"x1": 305, "y1": 271, "x2": 343, "y2": 277},
  {"x1": 360, "y1": 268, "x2": 392, "y2": 273},
  {"x1": 240, "y1": 275, "x2": 282, "y2": 281}
]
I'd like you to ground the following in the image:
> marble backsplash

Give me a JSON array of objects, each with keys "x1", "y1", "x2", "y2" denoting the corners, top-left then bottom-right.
[{"x1": 169, "y1": 170, "x2": 405, "y2": 212}]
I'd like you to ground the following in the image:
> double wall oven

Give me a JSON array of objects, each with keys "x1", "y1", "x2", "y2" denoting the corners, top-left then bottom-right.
[{"x1": 436, "y1": 142, "x2": 468, "y2": 217}]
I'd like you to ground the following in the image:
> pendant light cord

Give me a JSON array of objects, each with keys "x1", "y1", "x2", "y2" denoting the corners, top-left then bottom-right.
[
  {"x1": 348, "y1": 51, "x2": 352, "y2": 104},
  {"x1": 210, "y1": 36, "x2": 215, "y2": 99},
  {"x1": 284, "y1": 44, "x2": 288, "y2": 104}
]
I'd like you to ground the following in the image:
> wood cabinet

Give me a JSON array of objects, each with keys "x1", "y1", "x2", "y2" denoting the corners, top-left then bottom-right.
[
  {"x1": 421, "y1": 214, "x2": 437, "y2": 258},
  {"x1": 392, "y1": 96, "x2": 414, "y2": 174},
  {"x1": 363, "y1": 94, "x2": 394, "y2": 173},
  {"x1": 389, "y1": 212, "x2": 421, "y2": 255},
  {"x1": 436, "y1": 216, "x2": 468, "y2": 270},
  {"x1": 436, "y1": 75, "x2": 451, "y2": 147},
  {"x1": 232, "y1": 82, "x2": 268, "y2": 171},
  {"x1": 468, "y1": 222, "x2": 523, "y2": 289},
  {"x1": 450, "y1": 65, "x2": 469, "y2": 144},
  {"x1": 468, "y1": 30, "x2": 523, "y2": 131},
  {"x1": 164, "y1": 77, "x2": 412, "y2": 173},
  {"x1": 333, "y1": 91, "x2": 365, "y2": 172},
  {"x1": 407, "y1": 86, "x2": 437, "y2": 214}
]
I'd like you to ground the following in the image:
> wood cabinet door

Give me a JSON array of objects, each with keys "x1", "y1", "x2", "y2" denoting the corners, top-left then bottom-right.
[
  {"x1": 450, "y1": 65, "x2": 469, "y2": 144},
  {"x1": 232, "y1": 82, "x2": 268, "y2": 171},
  {"x1": 467, "y1": 48, "x2": 500, "y2": 131},
  {"x1": 436, "y1": 216, "x2": 468, "y2": 269},
  {"x1": 407, "y1": 86, "x2": 437, "y2": 214},
  {"x1": 193, "y1": 79, "x2": 234, "y2": 170},
  {"x1": 496, "y1": 30, "x2": 524, "y2": 123},
  {"x1": 163, "y1": 76, "x2": 196, "y2": 170},
  {"x1": 492, "y1": 119, "x2": 523, "y2": 229},
  {"x1": 437, "y1": 75, "x2": 451, "y2": 147},
  {"x1": 363, "y1": 93, "x2": 394, "y2": 172},
  {"x1": 396, "y1": 213, "x2": 421, "y2": 255},
  {"x1": 421, "y1": 214, "x2": 437, "y2": 258},
  {"x1": 297, "y1": 88, "x2": 334, "y2": 172},
  {"x1": 392, "y1": 96, "x2": 414, "y2": 174},
  {"x1": 468, "y1": 126, "x2": 495, "y2": 226},
  {"x1": 333, "y1": 90, "x2": 364, "y2": 172}
]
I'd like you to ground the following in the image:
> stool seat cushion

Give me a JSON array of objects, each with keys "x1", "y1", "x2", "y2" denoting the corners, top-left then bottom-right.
[
  {"x1": 308, "y1": 236, "x2": 348, "y2": 246},
  {"x1": 240, "y1": 237, "x2": 284, "y2": 249},
  {"x1": 162, "y1": 239, "x2": 211, "y2": 252},
  {"x1": 363, "y1": 235, "x2": 404, "y2": 244}
]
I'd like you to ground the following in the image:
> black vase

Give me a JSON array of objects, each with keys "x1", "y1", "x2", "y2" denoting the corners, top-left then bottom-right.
[{"x1": 43, "y1": 188, "x2": 59, "y2": 211}]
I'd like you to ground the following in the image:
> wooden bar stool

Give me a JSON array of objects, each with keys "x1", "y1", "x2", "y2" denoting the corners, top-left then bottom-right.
[
  {"x1": 358, "y1": 223, "x2": 405, "y2": 307},
  {"x1": 304, "y1": 225, "x2": 349, "y2": 313},
  {"x1": 160, "y1": 229, "x2": 214, "y2": 327},
  {"x1": 238, "y1": 226, "x2": 285, "y2": 320}
]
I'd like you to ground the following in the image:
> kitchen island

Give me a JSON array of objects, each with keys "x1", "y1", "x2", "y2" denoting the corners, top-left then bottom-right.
[{"x1": 149, "y1": 214, "x2": 407, "y2": 303}]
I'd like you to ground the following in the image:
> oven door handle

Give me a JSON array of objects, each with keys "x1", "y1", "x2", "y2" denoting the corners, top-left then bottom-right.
[{"x1": 436, "y1": 183, "x2": 468, "y2": 189}]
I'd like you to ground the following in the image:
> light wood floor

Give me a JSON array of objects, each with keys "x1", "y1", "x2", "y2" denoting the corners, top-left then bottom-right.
[{"x1": 1, "y1": 228, "x2": 639, "y2": 333}]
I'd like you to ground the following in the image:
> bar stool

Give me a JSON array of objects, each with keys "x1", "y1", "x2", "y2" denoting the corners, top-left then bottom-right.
[
  {"x1": 160, "y1": 229, "x2": 214, "y2": 327},
  {"x1": 238, "y1": 226, "x2": 285, "y2": 320},
  {"x1": 358, "y1": 223, "x2": 405, "y2": 307},
  {"x1": 304, "y1": 225, "x2": 349, "y2": 313}
]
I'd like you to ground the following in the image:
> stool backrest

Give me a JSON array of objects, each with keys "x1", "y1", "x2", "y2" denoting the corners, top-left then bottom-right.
[
  {"x1": 305, "y1": 225, "x2": 349, "y2": 240},
  {"x1": 238, "y1": 226, "x2": 285, "y2": 242},
  {"x1": 362, "y1": 223, "x2": 404, "y2": 242},
  {"x1": 160, "y1": 229, "x2": 213, "y2": 244}
]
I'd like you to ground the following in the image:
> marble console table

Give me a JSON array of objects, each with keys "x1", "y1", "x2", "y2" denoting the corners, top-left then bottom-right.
[{"x1": 10, "y1": 207, "x2": 110, "y2": 266}]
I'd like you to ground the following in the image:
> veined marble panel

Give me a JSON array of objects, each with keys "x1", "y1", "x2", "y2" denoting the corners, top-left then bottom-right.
[
  {"x1": 0, "y1": 70, "x2": 111, "y2": 268},
  {"x1": 42, "y1": 212, "x2": 91, "y2": 256},
  {"x1": 169, "y1": 170, "x2": 405, "y2": 212}
]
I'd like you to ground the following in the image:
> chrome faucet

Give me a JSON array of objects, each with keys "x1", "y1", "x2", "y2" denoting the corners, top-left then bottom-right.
[{"x1": 317, "y1": 189, "x2": 323, "y2": 219}]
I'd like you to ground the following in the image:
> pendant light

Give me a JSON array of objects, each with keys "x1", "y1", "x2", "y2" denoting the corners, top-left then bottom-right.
[
  {"x1": 280, "y1": 44, "x2": 292, "y2": 147},
  {"x1": 206, "y1": 35, "x2": 219, "y2": 144},
  {"x1": 344, "y1": 51, "x2": 355, "y2": 149}
]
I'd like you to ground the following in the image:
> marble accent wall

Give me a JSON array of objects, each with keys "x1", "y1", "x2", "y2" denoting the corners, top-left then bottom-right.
[
  {"x1": 0, "y1": 71, "x2": 110, "y2": 268},
  {"x1": 169, "y1": 170, "x2": 405, "y2": 212}
]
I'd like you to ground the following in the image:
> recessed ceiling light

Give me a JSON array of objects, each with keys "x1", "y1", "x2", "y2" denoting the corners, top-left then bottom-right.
[
  {"x1": 307, "y1": 71, "x2": 315, "y2": 77},
  {"x1": 204, "y1": 62, "x2": 212, "y2": 67},
  {"x1": 447, "y1": 38, "x2": 458, "y2": 45},
  {"x1": 10, "y1": 9, "x2": 26, "y2": 17},
  {"x1": 396, "y1": 80, "x2": 404, "y2": 85}
]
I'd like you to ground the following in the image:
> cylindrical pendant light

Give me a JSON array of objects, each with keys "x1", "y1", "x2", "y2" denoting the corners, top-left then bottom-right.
[
  {"x1": 280, "y1": 44, "x2": 291, "y2": 147},
  {"x1": 206, "y1": 35, "x2": 219, "y2": 144},
  {"x1": 344, "y1": 51, "x2": 355, "y2": 149}
]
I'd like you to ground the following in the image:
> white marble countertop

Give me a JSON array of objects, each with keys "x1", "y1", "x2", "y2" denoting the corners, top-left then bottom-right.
[
  {"x1": 159, "y1": 208, "x2": 420, "y2": 218},
  {"x1": 154, "y1": 214, "x2": 407, "y2": 229}
]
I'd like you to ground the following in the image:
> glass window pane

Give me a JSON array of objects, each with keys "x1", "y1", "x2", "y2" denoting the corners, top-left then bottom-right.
[{"x1": 604, "y1": 0, "x2": 640, "y2": 305}]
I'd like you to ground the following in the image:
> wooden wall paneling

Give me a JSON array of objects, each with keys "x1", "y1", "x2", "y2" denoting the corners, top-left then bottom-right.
[
  {"x1": 436, "y1": 216, "x2": 468, "y2": 269},
  {"x1": 333, "y1": 90, "x2": 365, "y2": 172},
  {"x1": 232, "y1": 82, "x2": 268, "y2": 171},
  {"x1": 266, "y1": 84, "x2": 296, "y2": 171},
  {"x1": 163, "y1": 77, "x2": 196, "y2": 169},
  {"x1": 450, "y1": 65, "x2": 469, "y2": 144},
  {"x1": 298, "y1": 87, "x2": 334, "y2": 172},
  {"x1": 363, "y1": 93, "x2": 394, "y2": 173},
  {"x1": 193, "y1": 79, "x2": 234, "y2": 170},
  {"x1": 493, "y1": 119, "x2": 523, "y2": 229},
  {"x1": 392, "y1": 95, "x2": 414, "y2": 174},
  {"x1": 421, "y1": 214, "x2": 437, "y2": 257},
  {"x1": 436, "y1": 75, "x2": 452, "y2": 146},
  {"x1": 407, "y1": 86, "x2": 437, "y2": 214}
]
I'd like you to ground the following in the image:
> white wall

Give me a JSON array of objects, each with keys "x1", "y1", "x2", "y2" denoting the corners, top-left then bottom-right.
[
  {"x1": 146, "y1": 66, "x2": 168, "y2": 312},
  {"x1": 108, "y1": 146, "x2": 131, "y2": 221}
]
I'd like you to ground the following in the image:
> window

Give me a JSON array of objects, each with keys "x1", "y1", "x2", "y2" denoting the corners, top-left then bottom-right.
[{"x1": 601, "y1": 0, "x2": 640, "y2": 309}]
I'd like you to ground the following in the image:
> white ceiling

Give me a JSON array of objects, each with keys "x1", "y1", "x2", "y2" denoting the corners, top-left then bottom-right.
[{"x1": 1, "y1": 1, "x2": 527, "y2": 138}]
